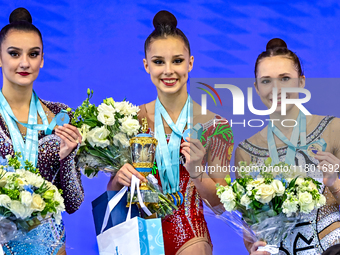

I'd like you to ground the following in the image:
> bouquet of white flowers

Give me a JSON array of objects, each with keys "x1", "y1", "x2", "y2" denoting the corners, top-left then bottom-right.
[
  {"x1": 209, "y1": 158, "x2": 326, "y2": 254},
  {"x1": 72, "y1": 90, "x2": 178, "y2": 218},
  {"x1": 71, "y1": 89, "x2": 141, "y2": 177},
  {"x1": 0, "y1": 153, "x2": 65, "y2": 244}
]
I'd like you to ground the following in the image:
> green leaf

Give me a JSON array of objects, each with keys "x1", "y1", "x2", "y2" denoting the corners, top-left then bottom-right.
[{"x1": 225, "y1": 175, "x2": 232, "y2": 186}]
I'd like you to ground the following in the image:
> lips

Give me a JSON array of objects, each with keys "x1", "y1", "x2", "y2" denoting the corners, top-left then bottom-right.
[
  {"x1": 17, "y1": 72, "x2": 30, "y2": 76},
  {"x1": 161, "y1": 78, "x2": 178, "y2": 86},
  {"x1": 270, "y1": 97, "x2": 286, "y2": 105}
]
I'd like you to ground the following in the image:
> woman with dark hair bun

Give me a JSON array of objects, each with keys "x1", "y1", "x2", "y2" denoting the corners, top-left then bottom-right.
[
  {"x1": 107, "y1": 10, "x2": 234, "y2": 255},
  {"x1": 235, "y1": 38, "x2": 340, "y2": 255},
  {"x1": 0, "y1": 7, "x2": 84, "y2": 255}
]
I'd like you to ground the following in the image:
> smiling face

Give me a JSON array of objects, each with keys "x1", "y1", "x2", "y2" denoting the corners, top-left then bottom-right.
[
  {"x1": 255, "y1": 55, "x2": 305, "y2": 113},
  {"x1": 143, "y1": 36, "x2": 194, "y2": 96},
  {"x1": 0, "y1": 29, "x2": 44, "y2": 88}
]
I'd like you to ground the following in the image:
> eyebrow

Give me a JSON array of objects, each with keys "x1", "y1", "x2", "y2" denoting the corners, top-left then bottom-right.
[
  {"x1": 151, "y1": 55, "x2": 164, "y2": 59},
  {"x1": 7, "y1": 46, "x2": 41, "y2": 51}
]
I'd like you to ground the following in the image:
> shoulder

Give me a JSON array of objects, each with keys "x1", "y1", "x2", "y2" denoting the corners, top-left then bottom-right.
[
  {"x1": 193, "y1": 100, "x2": 217, "y2": 125},
  {"x1": 138, "y1": 100, "x2": 155, "y2": 122},
  {"x1": 40, "y1": 99, "x2": 69, "y2": 114}
]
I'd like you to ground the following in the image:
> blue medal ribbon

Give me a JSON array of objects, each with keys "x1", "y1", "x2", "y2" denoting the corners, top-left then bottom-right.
[
  {"x1": 154, "y1": 95, "x2": 192, "y2": 194},
  {"x1": 0, "y1": 90, "x2": 60, "y2": 167},
  {"x1": 267, "y1": 111, "x2": 326, "y2": 165}
]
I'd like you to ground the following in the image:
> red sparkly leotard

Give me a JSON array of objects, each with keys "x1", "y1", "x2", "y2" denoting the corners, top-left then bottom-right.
[{"x1": 139, "y1": 105, "x2": 234, "y2": 255}]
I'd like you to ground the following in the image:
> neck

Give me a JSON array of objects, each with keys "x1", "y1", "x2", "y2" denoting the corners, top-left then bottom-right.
[
  {"x1": 2, "y1": 83, "x2": 33, "y2": 111},
  {"x1": 269, "y1": 105, "x2": 300, "y2": 134},
  {"x1": 157, "y1": 87, "x2": 188, "y2": 123}
]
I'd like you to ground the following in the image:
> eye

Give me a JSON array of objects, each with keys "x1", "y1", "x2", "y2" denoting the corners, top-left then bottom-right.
[
  {"x1": 173, "y1": 58, "x2": 184, "y2": 64},
  {"x1": 281, "y1": 76, "x2": 290, "y2": 81},
  {"x1": 30, "y1": 51, "x2": 40, "y2": 58},
  {"x1": 261, "y1": 79, "x2": 271, "y2": 84},
  {"x1": 8, "y1": 51, "x2": 19, "y2": 57},
  {"x1": 152, "y1": 59, "x2": 164, "y2": 65}
]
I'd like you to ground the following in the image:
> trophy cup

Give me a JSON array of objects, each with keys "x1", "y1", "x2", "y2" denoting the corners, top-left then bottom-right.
[
  {"x1": 128, "y1": 118, "x2": 159, "y2": 209},
  {"x1": 130, "y1": 118, "x2": 158, "y2": 185}
]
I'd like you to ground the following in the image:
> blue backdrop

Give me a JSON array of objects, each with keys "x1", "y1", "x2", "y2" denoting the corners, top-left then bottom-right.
[{"x1": 0, "y1": 1, "x2": 340, "y2": 254}]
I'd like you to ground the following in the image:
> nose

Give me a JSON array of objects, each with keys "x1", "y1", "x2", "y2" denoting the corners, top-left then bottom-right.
[
  {"x1": 273, "y1": 78, "x2": 282, "y2": 94},
  {"x1": 163, "y1": 63, "x2": 174, "y2": 76},
  {"x1": 19, "y1": 55, "x2": 30, "y2": 70}
]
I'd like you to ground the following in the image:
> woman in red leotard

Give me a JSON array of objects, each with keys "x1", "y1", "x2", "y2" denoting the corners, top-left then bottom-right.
[{"x1": 107, "y1": 10, "x2": 234, "y2": 255}]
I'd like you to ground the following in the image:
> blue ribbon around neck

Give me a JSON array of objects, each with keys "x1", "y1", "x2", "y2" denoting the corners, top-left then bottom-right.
[
  {"x1": 154, "y1": 95, "x2": 192, "y2": 194},
  {"x1": 0, "y1": 90, "x2": 61, "y2": 167},
  {"x1": 267, "y1": 111, "x2": 326, "y2": 165}
]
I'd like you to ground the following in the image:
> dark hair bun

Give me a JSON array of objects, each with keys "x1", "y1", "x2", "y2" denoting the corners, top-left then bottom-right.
[
  {"x1": 266, "y1": 38, "x2": 287, "y2": 51},
  {"x1": 153, "y1": 10, "x2": 177, "y2": 30},
  {"x1": 9, "y1": 7, "x2": 32, "y2": 24}
]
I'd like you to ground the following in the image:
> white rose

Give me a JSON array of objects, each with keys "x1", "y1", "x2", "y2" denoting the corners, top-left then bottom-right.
[
  {"x1": 308, "y1": 181, "x2": 317, "y2": 191},
  {"x1": 120, "y1": 117, "x2": 140, "y2": 136},
  {"x1": 0, "y1": 194, "x2": 11, "y2": 208},
  {"x1": 10, "y1": 200, "x2": 31, "y2": 219},
  {"x1": 249, "y1": 178, "x2": 265, "y2": 188},
  {"x1": 113, "y1": 101, "x2": 128, "y2": 114},
  {"x1": 223, "y1": 200, "x2": 236, "y2": 212},
  {"x1": 30, "y1": 194, "x2": 46, "y2": 212},
  {"x1": 271, "y1": 179, "x2": 285, "y2": 196},
  {"x1": 316, "y1": 194, "x2": 326, "y2": 208},
  {"x1": 298, "y1": 192, "x2": 314, "y2": 213},
  {"x1": 126, "y1": 105, "x2": 140, "y2": 116},
  {"x1": 97, "y1": 103, "x2": 116, "y2": 125},
  {"x1": 113, "y1": 132, "x2": 130, "y2": 147},
  {"x1": 240, "y1": 194, "x2": 251, "y2": 209},
  {"x1": 54, "y1": 191, "x2": 65, "y2": 209},
  {"x1": 219, "y1": 188, "x2": 236, "y2": 212},
  {"x1": 16, "y1": 177, "x2": 28, "y2": 187},
  {"x1": 255, "y1": 184, "x2": 276, "y2": 204},
  {"x1": 220, "y1": 187, "x2": 235, "y2": 203},
  {"x1": 295, "y1": 177, "x2": 305, "y2": 186},
  {"x1": 114, "y1": 102, "x2": 139, "y2": 116},
  {"x1": 16, "y1": 169, "x2": 25, "y2": 175},
  {"x1": 24, "y1": 172, "x2": 44, "y2": 188},
  {"x1": 98, "y1": 102, "x2": 116, "y2": 115},
  {"x1": 87, "y1": 126, "x2": 110, "y2": 148},
  {"x1": 282, "y1": 199, "x2": 298, "y2": 217},
  {"x1": 78, "y1": 124, "x2": 91, "y2": 146},
  {"x1": 20, "y1": 191, "x2": 33, "y2": 207}
]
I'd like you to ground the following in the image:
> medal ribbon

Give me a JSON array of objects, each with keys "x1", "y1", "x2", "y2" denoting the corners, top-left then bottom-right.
[
  {"x1": 0, "y1": 90, "x2": 58, "y2": 166},
  {"x1": 267, "y1": 111, "x2": 306, "y2": 165},
  {"x1": 154, "y1": 95, "x2": 192, "y2": 194}
]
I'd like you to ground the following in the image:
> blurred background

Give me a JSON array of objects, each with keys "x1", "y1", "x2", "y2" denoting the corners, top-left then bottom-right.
[{"x1": 0, "y1": 0, "x2": 340, "y2": 254}]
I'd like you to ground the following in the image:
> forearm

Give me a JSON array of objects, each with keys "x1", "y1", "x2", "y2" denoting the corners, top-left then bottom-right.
[
  {"x1": 60, "y1": 150, "x2": 84, "y2": 213},
  {"x1": 107, "y1": 174, "x2": 122, "y2": 191},
  {"x1": 328, "y1": 178, "x2": 340, "y2": 204},
  {"x1": 191, "y1": 172, "x2": 222, "y2": 207}
]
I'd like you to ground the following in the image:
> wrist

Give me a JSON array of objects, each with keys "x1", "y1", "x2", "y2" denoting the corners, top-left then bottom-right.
[
  {"x1": 107, "y1": 175, "x2": 123, "y2": 191},
  {"x1": 329, "y1": 178, "x2": 340, "y2": 190}
]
